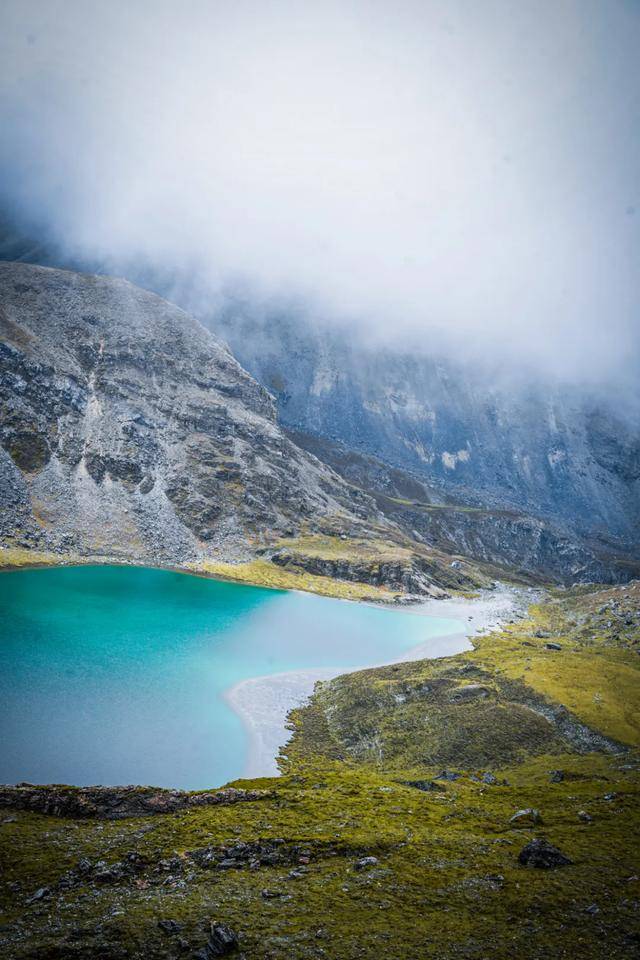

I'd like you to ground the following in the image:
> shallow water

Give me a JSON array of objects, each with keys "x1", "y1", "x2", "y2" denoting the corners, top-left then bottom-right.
[{"x1": 0, "y1": 565, "x2": 463, "y2": 789}]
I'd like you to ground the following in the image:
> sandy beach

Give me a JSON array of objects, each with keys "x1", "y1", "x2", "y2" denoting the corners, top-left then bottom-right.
[{"x1": 225, "y1": 585, "x2": 529, "y2": 778}]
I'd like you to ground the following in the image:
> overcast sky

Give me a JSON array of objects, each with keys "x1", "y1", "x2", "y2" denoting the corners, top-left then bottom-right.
[{"x1": 1, "y1": 0, "x2": 639, "y2": 388}]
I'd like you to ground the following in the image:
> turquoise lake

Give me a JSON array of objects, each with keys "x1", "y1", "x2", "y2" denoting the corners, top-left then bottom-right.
[{"x1": 0, "y1": 565, "x2": 463, "y2": 789}]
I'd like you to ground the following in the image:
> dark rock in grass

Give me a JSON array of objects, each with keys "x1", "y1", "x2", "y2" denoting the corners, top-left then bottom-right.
[
  {"x1": 195, "y1": 922, "x2": 239, "y2": 958},
  {"x1": 158, "y1": 919, "x2": 182, "y2": 935},
  {"x1": 577, "y1": 810, "x2": 593, "y2": 823},
  {"x1": 400, "y1": 779, "x2": 445, "y2": 793},
  {"x1": 510, "y1": 808, "x2": 543, "y2": 826},
  {"x1": 435, "y1": 770, "x2": 461, "y2": 782},
  {"x1": 354, "y1": 856, "x2": 379, "y2": 871},
  {"x1": 545, "y1": 642, "x2": 563, "y2": 651},
  {"x1": 482, "y1": 772, "x2": 498, "y2": 785},
  {"x1": 518, "y1": 838, "x2": 572, "y2": 869},
  {"x1": 549, "y1": 769, "x2": 564, "y2": 782}
]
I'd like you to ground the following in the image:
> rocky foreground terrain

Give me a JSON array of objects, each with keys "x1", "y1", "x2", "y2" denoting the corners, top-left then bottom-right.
[{"x1": 0, "y1": 583, "x2": 638, "y2": 959}]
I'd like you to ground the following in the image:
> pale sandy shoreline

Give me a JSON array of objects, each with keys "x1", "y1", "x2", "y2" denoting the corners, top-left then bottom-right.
[{"x1": 225, "y1": 585, "x2": 529, "y2": 778}]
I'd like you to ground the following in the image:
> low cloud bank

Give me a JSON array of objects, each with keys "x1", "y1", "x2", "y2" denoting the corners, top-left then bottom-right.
[{"x1": 1, "y1": 0, "x2": 639, "y2": 391}]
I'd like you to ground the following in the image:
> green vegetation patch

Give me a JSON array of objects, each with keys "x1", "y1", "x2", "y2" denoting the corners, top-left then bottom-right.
[{"x1": 1, "y1": 582, "x2": 639, "y2": 958}]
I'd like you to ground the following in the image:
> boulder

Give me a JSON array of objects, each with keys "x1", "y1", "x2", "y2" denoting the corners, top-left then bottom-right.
[
  {"x1": 195, "y1": 922, "x2": 239, "y2": 958},
  {"x1": 510, "y1": 808, "x2": 543, "y2": 826},
  {"x1": 518, "y1": 838, "x2": 572, "y2": 869},
  {"x1": 354, "y1": 857, "x2": 379, "y2": 871}
]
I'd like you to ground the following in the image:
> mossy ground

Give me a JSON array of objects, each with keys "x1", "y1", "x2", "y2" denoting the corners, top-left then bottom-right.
[
  {"x1": 0, "y1": 546, "x2": 65, "y2": 570},
  {"x1": 0, "y1": 544, "x2": 398, "y2": 601},
  {"x1": 274, "y1": 533, "x2": 417, "y2": 562},
  {"x1": 190, "y1": 557, "x2": 397, "y2": 601},
  {"x1": 1, "y1": 584, "x2": 639, "y2": 958}
]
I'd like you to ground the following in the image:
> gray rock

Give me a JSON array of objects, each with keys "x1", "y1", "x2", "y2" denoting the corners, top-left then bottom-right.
[
  {"x1": 213, "y1": 308, "x2": 640, "y2": 585},
  {"x1": 510, "y1": 808, "x2": 543, "y2": 826},
  {"x1": 195, "y1": 922, "x2": 239, "y2": 958},
  {"x1": 25, "y1": 886, "x2": 49, "y2": 904},
  {"x1": 354, "y1": 857, "x2": 379, "y2": 871},
  {"x1": 518, "y1": 838, "x2": 572, "y2": 869}
]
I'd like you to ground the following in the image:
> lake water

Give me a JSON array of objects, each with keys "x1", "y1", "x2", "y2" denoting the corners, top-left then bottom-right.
[{"x1": 0, "y1": 565, "x2": 464, "y2": 789}]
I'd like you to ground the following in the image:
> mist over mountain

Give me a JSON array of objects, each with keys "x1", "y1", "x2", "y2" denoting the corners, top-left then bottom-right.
[
  {"x1": 1, "y1": 0, "x2": 639, "y2": 393},
  {"x1": 1, "y1": 1, "x2": 639, "y2": 584}
]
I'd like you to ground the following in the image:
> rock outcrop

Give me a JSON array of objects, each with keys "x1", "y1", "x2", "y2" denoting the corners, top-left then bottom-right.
[{"x1": 0, "y1": 783, "x2": 270, "y2": 819}]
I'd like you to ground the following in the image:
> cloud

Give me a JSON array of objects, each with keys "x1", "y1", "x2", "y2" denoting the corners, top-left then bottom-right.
[{"x1": 1, "y1": 0, "x2": 639, "y2": 389}]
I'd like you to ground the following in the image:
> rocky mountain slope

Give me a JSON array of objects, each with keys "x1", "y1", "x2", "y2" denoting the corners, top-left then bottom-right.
[
  {"x1": 287, "y1": 430, "x2": 640, "y2": 584},
  {"x1": 0, "y1": 262, "x2": 491, "y2": 598},
  {"x1": 2, "y1": 213, "x2": 638, "y2": 584},
  {"x1": 214, "y1": 308, "x2": 640, "y2": 563},
  {"x1": 0, "y1": 263, "x2": 381, "y2": 565}
]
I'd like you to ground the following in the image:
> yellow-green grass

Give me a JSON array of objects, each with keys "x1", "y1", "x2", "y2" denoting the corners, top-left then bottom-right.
[
  {"x1": 284, "y1": 585, "x2": 640, "y2": 774},
  {"x1": 0, "y1": 546, "x2": 64, "y2": 570},
  {"x1": 1, "y1": 752, "x2": 638, "y2": 959},
  {"x1": 0, "y1": 543, "x2": 397, "y2": 601},
  {"x1": 189, "y1": 557, "x2": 397, "y2": 601},
  {"x1": 274, "y1": 532, "x2": 416, "y2": 562},
  {"x1": 2, "y1": 577, "x2": 638, "y2": 958}
]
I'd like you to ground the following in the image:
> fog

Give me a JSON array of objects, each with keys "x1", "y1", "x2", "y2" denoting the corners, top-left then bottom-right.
[{"x1": 1, "y1": 0, "x2": 639, "y2": 389}]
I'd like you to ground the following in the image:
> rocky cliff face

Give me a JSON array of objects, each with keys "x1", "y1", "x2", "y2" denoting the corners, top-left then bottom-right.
[
  {"x1": 214, "y1": 309, "x2": 640, "y2": 560},
  {"x1": 0, "y1": 263, "x2": 381, "y2": 563},
  {"x1": 287, "y1": 431, "x2": 640, "y2": 584}
]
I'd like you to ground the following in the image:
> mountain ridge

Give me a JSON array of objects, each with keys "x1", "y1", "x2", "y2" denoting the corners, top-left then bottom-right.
[{"x1": 0, "y1": 261, "x2": 489, "y2": 599}]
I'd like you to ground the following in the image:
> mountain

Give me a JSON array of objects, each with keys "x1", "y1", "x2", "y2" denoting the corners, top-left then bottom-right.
[
  {"x1": 0, "y1": 262, "x2": 492, "y2": 598},
  {"x1": 1, "y1": 210, "x2": 638, "y2": 584},
  {"x1": 213, "y1": 307, "x2": 640, "y2": 579},
  {"x1": 0, "y1": 262, "x2": 378, "y2": 563}
]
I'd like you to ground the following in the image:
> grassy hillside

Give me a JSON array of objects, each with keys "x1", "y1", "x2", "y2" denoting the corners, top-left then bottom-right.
[{"x1": 0, "y1": 584, "x2": 638, "y2": 959}]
